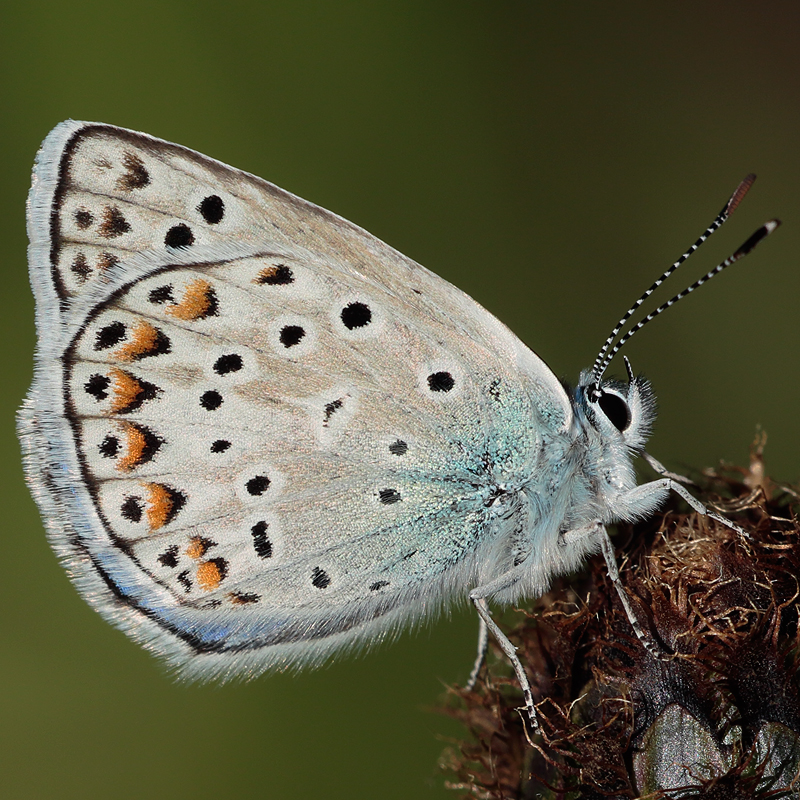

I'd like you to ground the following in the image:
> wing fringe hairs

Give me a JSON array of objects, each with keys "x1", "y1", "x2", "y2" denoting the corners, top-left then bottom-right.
[{"x1": 441, "y1": 450, "x2": 800, "y2": 799}]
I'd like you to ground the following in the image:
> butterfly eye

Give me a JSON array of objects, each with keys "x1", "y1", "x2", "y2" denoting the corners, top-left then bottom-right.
[{"x1": 598, "y1": 392, "x2": 631, "y2": 432}]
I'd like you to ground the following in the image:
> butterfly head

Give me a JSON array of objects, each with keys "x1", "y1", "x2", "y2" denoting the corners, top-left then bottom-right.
[
  {"x1": 580, "y1": 357, "x2": 656, "y2": 454},
  {"x1": 581, "y1": 175, "x2": 778, "y2": 453}
]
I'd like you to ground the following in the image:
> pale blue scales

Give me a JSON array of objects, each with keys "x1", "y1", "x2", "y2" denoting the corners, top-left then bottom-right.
[{"x1": 19, "y1": 121, "x2": 777, "y2": 723}]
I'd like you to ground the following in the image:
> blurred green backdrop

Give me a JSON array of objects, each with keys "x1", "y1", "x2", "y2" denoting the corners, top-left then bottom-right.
[{"x1": 1, "y1": 3, "x2": 798, "y2": 798}]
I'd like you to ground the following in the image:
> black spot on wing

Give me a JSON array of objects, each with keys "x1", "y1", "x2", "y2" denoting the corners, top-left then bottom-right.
[
  {"x1": 158, "y1": 545, "x2": 180, "y2": 568},
  {"x1": 255, "y1": 264, "x2": 294, "y2": 285},
  {"x1": 198, "y1": 195, "x2": 224, "y2": 224},
  {"x1": 246, "y1": 475, "x2": 270, "y2": 496},
  {"x1": 200, "y1": 390, "x2": 223, "y2": 410},
  {"x1": 74, "y1": 208, "x2": 93, "y2": 229},
  {"x1": 70, "y1": 253, "x2": 92, "y2": 281},
  {"x1": 340, "y1": 302, "x2": 372, "y2": 330},
  {"x1": 427, "y1": 372, "x2": 455, "y2": 392},
  {"x1": 311, "y1": 567, "x2": 331, "y2": 589},
  {"x1": 378, "y1": 488, "x2": 402, "y2": 505},
  {"x1": 177, "y1": 570, "x2": 192, "y2": 592},
  {"x1": 99, "y1": 435, "x2": 120, "y2": 458},
  {"x1": 229, "y1": 591, "x2": 260, "y2": 605},
  {"x1": 388, "y1": 440, "x2": 407, "y2": 456},
  {"x1": 323, "y1": 399, "x2": 343, "y2": 425},
  {"x1": 84, "y1": 374, "x2": 110, "y2": 401},
  {"x1": 279, "y1": 325, "x2": 304, "y2": 348},
  {"x1": 213, "y1": 354, "x2": 243, "y2": 375},
  {"x1": 94, "y1": 321, "x2": 126, "y2": 350},
  {"x1": 164, "y1": 224, "x2": 194, "y2": 248},
  {"x1": 120, "y1": 496, "x2": 144, "y2": 523},
  {"x1": 148, "y1": 285, "x2": 174, "y2": 304},
  {"x1": 250, "y1": 521, "x2": 273, "y2": 559}
]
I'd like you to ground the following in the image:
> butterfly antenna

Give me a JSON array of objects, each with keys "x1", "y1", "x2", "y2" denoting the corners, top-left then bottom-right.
[
  {"x1": 589, "y1": 174, "x2": 757, "y2": 397},
  {"x1": 593, "y1": 218, "x2": 780, "y2": 387}
]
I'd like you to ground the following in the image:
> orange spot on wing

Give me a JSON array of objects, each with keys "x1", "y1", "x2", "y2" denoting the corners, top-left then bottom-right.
[
  {"x1": 109, "y1": 368, "x2": 144, "y2": 413},
  {"x1": 117, "y1": 423, "x2": 147, "y2": 471},
  {"x1": 196, "y1": 559, "x2": 227, "y2": 591},
  {"x1": 144, "y1": 483, "x2": 185, "y2": 530},
  {"x1": 113, "y1": 320, "x2": 163, "y2": 361},
  {"x1": 166, "y1": 279, "x2": 217, "y2": 320},
  {"x1": 185, "y1": 537, "x2": 211, "y2": 560},
  {"x1": 114, "y1": 422, "x2": 162, "y2": 471}
]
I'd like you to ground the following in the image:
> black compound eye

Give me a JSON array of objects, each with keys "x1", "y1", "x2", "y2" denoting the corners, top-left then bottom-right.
[{"x1": 598, "y1": 392, "x2": 631, "y2": 432}]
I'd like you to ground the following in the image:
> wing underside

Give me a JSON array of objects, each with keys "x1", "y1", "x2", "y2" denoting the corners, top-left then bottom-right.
[{"x1": 20, "y1": 121, "x2": 572, "y2": 677}]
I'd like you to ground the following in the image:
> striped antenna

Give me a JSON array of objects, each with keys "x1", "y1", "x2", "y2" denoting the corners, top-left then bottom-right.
[
  {"x1": 592, "y1": 218, "x2": 781, "y2": 389},
  {"x1": 589, "y1": 174, "x2": 756, "y2": 396}
]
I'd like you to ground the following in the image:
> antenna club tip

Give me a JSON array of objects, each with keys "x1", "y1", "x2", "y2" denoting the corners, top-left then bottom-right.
[
  {"x1": 734, "y1": 220, "x2": 781, "y2": 258},
  {"x1": 726, "y1": 174, "x2": 758, "y2": 216}
]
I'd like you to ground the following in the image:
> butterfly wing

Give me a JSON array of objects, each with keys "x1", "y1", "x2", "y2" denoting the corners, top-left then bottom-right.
[{"x1": 20, "y1": 121, "x2": 573, "y2": 678}]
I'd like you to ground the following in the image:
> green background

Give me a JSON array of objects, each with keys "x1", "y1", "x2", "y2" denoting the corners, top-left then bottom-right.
[{"x1": 1, "y1": 3, "x2": 798, "y2": 798}]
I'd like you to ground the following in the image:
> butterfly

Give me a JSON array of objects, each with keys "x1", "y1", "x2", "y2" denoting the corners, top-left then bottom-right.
[{"x1": 19, "y1": 121, "x2": 777, "y2": 727}]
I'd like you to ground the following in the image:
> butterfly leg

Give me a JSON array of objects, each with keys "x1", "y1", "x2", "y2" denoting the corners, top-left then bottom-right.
[
  {"x1": 596, "y1": 476, "x2": 749, "y2": 659},
  {"x1": 642, "y1": 451, "x2": 696, "y2": 486},
  {"x1": 465, "y1": 616, "x2": 489, "y2": 691},
  {"x1": 560, "y1": 520, "x2": 667, "y2": 660},
  {"x1": 631, "y1": 477, "x2": 751, "y2": 540},
  {"x1": 594, "y1": 523, "x2": 671, "y2": 660},
  {"x1": 468, "y1": 592, "x2": 540, "y2": 731}
]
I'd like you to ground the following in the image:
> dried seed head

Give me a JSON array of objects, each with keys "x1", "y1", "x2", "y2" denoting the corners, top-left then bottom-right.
[{"x1": 442, "y1": 457, "x2": 800, "y2": 799}]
